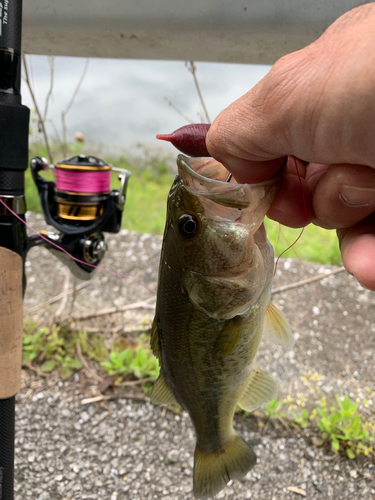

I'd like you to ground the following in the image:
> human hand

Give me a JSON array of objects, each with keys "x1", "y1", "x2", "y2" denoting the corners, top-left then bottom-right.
[{"x1": 206, "y1": 4, "x2": 375, "y2": 291}]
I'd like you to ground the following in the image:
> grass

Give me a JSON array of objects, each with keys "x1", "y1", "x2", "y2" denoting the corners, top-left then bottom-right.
[
  {"x1": 23, "y1": 320, "x2": 83, "y2": 379},
  {"x1": 265, "y1": 219, "x2": 342, "y2": 266},
  {"x1": 23, "y1": 320, "x2": 158, "y2": 382},
  {"x1": 260, "y1": 395, "x2": 375, "y2": 460},
  {"x1": 121, "y1": 169, "x2": 171, "y2": 234},
  {"x1": 25, "y1": 142, "x2": 342, "y2": 265},
  {"x1": 23, "y1": 319, "x2": 374, "y2": 460}
]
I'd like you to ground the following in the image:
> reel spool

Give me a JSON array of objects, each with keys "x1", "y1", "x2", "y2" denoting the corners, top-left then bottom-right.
[
  {"x1": 54, "y1": 155, "x2": 112, "y2": 223},
  {"x1": 30, "y1": 154, "x2": 131, "y2": 279}
]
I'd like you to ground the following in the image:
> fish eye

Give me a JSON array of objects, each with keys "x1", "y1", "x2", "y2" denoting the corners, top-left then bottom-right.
[{"x1": 178, "y1": 214, "x2": 199, "y2": 239}]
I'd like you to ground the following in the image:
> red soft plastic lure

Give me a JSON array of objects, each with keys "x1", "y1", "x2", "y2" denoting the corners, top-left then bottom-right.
[{"x1": 156, "y1": 123, "x2": 211, "y2": 157}]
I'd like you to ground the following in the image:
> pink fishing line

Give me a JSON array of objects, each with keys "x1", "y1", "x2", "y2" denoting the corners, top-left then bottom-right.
[
  {"x1": 0, "y1": 199, "x2": 156, "y2": 295},
  {"x1": 55, "y1": 169, "x2": 111, "y2": 193}
]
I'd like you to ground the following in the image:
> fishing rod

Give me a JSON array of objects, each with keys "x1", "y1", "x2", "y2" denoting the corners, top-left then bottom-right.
[
  {"x1": 0, "y1": 2, "x2": 131, "y2": 498},
  {"x1": 0, "y1": 0, "x2": 30, "y2": 497}
]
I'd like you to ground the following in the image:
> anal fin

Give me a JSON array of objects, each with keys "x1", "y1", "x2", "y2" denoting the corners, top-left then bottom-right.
[
  {"x1": 238, "y1": 369, "x2": 278, "y2": 412},
  {"x1": 150, "y1": 371, "x2": 177, "y2": 405},
  {"x1": 264, "y1": 302, "x2": 294, "y2": 349}
]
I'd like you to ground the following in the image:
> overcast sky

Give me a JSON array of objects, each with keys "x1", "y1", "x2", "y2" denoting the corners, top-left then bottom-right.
[{"x1": 21, "y1": 56, "x2": 271, "y2": 155}]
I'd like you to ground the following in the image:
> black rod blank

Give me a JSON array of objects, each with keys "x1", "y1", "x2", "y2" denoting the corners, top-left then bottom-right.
[{"x1": 0, "y1": 397, "x2": 15, "y2": 500}]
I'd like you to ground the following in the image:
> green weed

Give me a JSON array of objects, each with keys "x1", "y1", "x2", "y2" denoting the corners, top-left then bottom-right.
[
  {"x1": 262, "y1": 398, "x2": 287, "y2": 420},
  {"x1": 22, "y1": 324, "x2": 82, "y2": 379},
  {"x1": 78, "y1": 330, "x2": 107, "y2": 363},
  {"x1": 23, "y1": 328, "x2": 48, "y2": 363},
  {"x1": 23, "y1": 321, "x2": 160, "y2": 383},
  {"x1": 291, "y1": 409, "x2": 310, "y2": 429},
  {"x1": 312, "y1": 396, "x2": 374, "y2": 459},
  {"x1": 247, "y1": 394, "x2": 374, "y2": 460},
  {"x1": 101, "y1": 346, "x2": 159, "y2": 380}
]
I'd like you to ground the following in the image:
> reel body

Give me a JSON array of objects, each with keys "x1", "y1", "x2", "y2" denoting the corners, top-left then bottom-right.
[{"x1": 30, "y1": 154, "x2": 131, "y2": 279}]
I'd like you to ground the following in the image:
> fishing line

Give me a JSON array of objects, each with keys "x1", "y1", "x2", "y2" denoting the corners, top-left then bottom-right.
[
  {"x1": 272, "y1": 157, "x2": 323, "y2": 325},
  {"x1": 280, "y1": 227, "x2": 323, "y2": 326},
  {"x1": 271, "y1": 157, "x2": 323, "y2": 325},
  {"x1": 0, "y1": 199, "x2": 157, "y2": 294},
  {"x1": 55, "y1": 168, "x2": 111, "y2": 194},
  {"x1": 274, "y1": 157, "x2": 307, "y2": 274}
]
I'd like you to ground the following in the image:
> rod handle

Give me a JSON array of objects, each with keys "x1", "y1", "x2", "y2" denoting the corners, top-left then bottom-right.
[{"x1": 0, "y1": 247, "x2": 23, "y2": 399}]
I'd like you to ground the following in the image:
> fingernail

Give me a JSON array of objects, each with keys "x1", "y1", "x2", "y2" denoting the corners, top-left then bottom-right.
[{"x1": 340, "y1": 185, "x2": 375, "y2": 206}]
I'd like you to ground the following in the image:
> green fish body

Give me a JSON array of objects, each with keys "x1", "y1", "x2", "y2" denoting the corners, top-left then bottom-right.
[{"x1": 151, "y1": 155, "x2": 293, "y2": 498}]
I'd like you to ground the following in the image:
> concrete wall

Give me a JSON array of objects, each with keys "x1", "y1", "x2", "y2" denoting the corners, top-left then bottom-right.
[{"x1": 23, "y1": 0, "x2": 367, "y2": 63}]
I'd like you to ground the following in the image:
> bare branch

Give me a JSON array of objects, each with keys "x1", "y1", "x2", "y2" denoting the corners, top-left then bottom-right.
[
  {"x1": 43, "y1": 56, "x2": 55, "y2": 122},
  {"x1": 76, "y1": 340, "x2": 103, "y2": 383},
  {"x1": 69, "y1": 275, "x2": 78, "y2": 315},
  {"x1": 118, "y1": 377, "x2": 157, "y2": 387},
  {"x1": 164, "y1": 97, "x2": 195, "y2": 124},
  {"x1": 27, "y1": 282, "x2": 90, "y2": 313},
  {"x1": 70, "y1": 296, "x2": 156, "y2": 321},
  {"x1": 45, "y1": 118, "x2": 63, "y2": 145},
  {"x1": 81, "y1": 393, "x2": 150, "y2": 405},
  {"x1": 64, "y1": 58, "x2": 90, "y2": 117},
  {"x1": 22, "y1": 54, "x2": 54, "y2": 163},
  {"x1": 54, "y1": 268, "x2": 71, "y2": 322},
  {"x1": 61, "y1": 58, "x2": 90, "y2": 156},
  {"x1": 186, "y1": 61, "x2": 211, "y2": 123},
  {"x1": 271, "y1": 266, "x2": 346, "y2": 295}
]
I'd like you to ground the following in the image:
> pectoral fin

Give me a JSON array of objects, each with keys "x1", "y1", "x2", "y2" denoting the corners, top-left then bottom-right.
[
  {"x1": 150, "y1": 371, "x2": 177, "y2": 405},
  {"x1": 150, "y1": 317, "x2": 161, "y2": 361},
  {"x1": 213, "y1": 320, "x2": 241, "y2": 359},
  {"x1": 238, "y1": 369, "x2": 278, "y2": 412},
  {"x1": 263, "y1": 302, "x2": 294, "y2": 349}
]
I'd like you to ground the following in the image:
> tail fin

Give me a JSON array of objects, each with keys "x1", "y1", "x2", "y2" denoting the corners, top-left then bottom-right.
[{"x1": 193, "y1": 432, "x2": 256, "y2": 499}]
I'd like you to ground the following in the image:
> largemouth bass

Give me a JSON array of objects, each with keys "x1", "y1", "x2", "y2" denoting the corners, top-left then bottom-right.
[{"x1": 151, "y1": 155, "x2": 293, "y2": 498}]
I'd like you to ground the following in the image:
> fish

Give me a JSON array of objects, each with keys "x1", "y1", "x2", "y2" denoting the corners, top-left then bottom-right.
[{"x1": 150, "y1": 154, "x2": 293, "y2": 498}]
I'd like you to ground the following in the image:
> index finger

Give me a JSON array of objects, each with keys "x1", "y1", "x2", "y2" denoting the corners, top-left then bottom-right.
[{"x1": 205, "y1": 88, "x2": 287, "y2": 183}]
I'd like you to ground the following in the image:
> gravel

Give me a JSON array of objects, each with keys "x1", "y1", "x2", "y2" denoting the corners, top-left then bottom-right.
[
  {"x1": 15, "y1": 382, "x2": 375, "y2": 499},
  {"x1": 13, "y1": 213, "x2": 375, "y2": 499}
]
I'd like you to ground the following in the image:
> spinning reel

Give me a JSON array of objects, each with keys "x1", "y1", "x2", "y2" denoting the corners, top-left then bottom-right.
[{"x1": 30, "y1": 154, "x2": 131, "y2": 280}]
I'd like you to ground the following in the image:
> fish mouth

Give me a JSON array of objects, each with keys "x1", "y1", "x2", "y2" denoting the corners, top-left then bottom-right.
[
  {"x1": 177, "y1": 155, "x2": 281, "y2": 187},
  {"x1": 176, "y1": 154, "x2": 281, "y2": 214}
]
